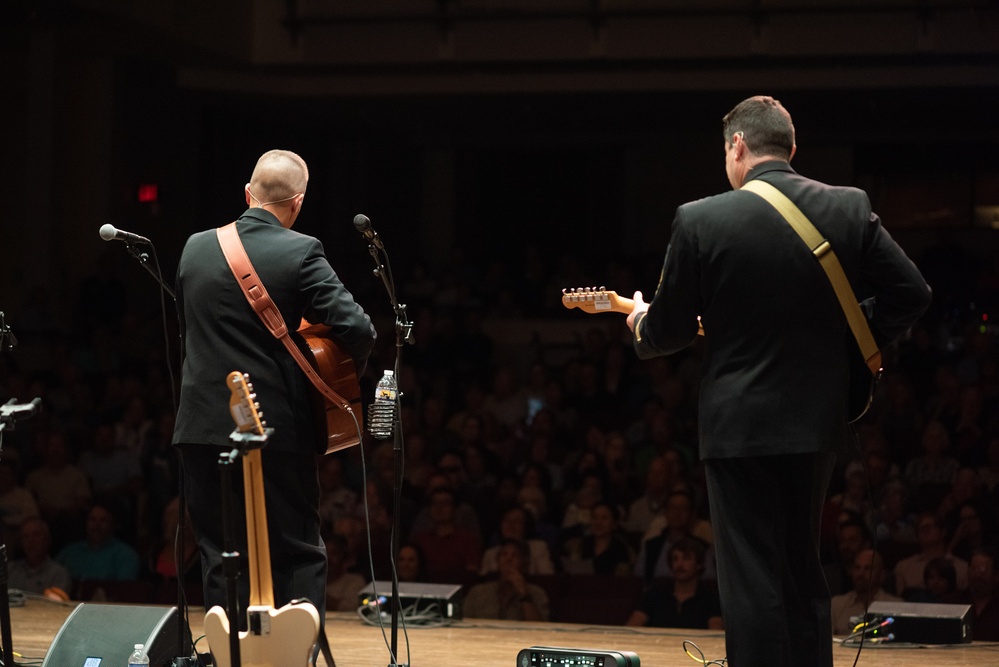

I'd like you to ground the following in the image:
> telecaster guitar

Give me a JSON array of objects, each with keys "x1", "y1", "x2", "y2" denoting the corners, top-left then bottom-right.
[
  {"x1": 203, "y1": 371, "x2": 320, "y2": 667},
  {"x1": 561, "y1": 287, "x2": 704, "y2": 335}
]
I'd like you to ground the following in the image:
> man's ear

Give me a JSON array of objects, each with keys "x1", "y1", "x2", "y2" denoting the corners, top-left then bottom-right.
[
  {"x1": 245, "y1": 184, "x2": 252, "y2": 206},
  {"x1": 789, "y1": 144, "x2": 797, "y2": 162}
]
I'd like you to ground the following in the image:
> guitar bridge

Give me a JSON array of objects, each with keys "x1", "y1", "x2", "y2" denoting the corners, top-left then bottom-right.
[{"x1": 247, "y1": 606, "x2": 273, "y2": 635}]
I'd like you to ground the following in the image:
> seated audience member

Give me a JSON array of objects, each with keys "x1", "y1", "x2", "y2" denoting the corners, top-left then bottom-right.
[
  {"x1": 324, "y1": 534, "x2": 367, "y2": 612},
  {"x1": 150, "y1": 496, "x2": 199, "y2": 583},
  {"x1": 948, "y1": 500, "x2": 996, "y2": 563},
  {"x1": 622, "y1": 450, "x2": 685, "y2": 538},
  {"x1": 830, "y1": 549, "x2": 902, "y2": 635},
  {"x1": 397, "y1": 543, "x2": 429, "y2": 583},
  {"x1": 24, "y1": 430, "x2": 91, "y2": 551},
  {"x1": 463, "y1": 539, "x2": 549, "y2": 621},
  {"x1": 634, "y1": 489, "x2": 714, "y2": 583},
  {"x1": 911, "y1": 556, "x2": 961, "y2": 603},
  {"x1": 7, "y1": 517, "x2": 72, "y2": 596},
  {"x1": 874, "y1": 480, "x2": 916, "y2": 550},
  {"x1": 961, "y1": 547, "x2": 999, "y2": 641},
  {"x1": 903, "y1": 420, "x2": 959, "y2": 513},
  {"x1": 0, "y1": 458, "x2": 39, "y2": 552},
  {"x1": 56, "y1": 502, "x2": 140, "y2": 582},
  {"x1": 78, "y1": 422, "x2": 142, "y2": 541},
  {"x1": 317, "y1": 455, "x2": 358, "y2": 529},
  {"x1": 626, "y1": 536, "x2": 722, "y2": 630},
  {"x1": 408, "y1": 487, "x2": 482, "y2": 584},
  {"x1": 561, "y1": 501, "x2": 635, "y2": 576},
  {"x1": 480, "y1": 505, "x2": 554, "y2": 576},
  {"x1": 408, "y1": 470, "x2": 482, "y2": 543},
  {"x1": 822, "y1": 515, "x2": 873, "y2": 596},
  {"x1": 893, "y1": 512, "x2": 968, "y2": 598},
  {"x1": 559, "y1": 468, "x2": 609, "y2": 539}
]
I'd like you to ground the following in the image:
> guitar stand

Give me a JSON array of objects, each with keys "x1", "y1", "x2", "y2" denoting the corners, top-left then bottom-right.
[
  {"x1": 0, "y1": 396, "x2": 41, "y2": 667},
  {"x1": 217, "y1": 429, "x2": 272, "y2": 667}
]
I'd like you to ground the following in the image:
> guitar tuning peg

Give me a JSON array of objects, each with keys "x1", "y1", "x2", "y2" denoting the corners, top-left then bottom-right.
[{"x1": 599, "y1": 285, "x2": 606, "y2": 292}]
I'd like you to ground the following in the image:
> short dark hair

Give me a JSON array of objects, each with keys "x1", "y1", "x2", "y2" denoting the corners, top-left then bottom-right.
[
  {"x1": 924, "y1": 556, "x2": 958, "y2": 589},
  {"x1": 668, "y1": 536, "x2": 707, "y2": 567},
  {"x1": 722, "y1": 96, "x2": 795, "y2": 161}
]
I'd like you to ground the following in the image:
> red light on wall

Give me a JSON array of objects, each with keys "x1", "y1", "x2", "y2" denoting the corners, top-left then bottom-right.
[{"x1": 138, "y1": 184, "x2": 158, "y2": 203}]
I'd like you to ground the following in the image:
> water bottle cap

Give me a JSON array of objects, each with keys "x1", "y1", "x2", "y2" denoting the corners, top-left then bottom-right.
[
  {"x1": 134, "y1": 644, "x2": 143, "y2": 649},
  {"x1": 383, "y1": 370, "x2": 394, "y2": 376}
]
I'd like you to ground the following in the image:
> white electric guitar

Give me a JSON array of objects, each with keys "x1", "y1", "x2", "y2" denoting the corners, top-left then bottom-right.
[{"x1": 204, "y1": 371, "x2": 321, "y2": 667}]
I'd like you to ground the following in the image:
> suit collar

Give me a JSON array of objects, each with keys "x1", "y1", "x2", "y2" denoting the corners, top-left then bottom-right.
[
  {"x1": 237, "y1": 207, "x2": 283, "y2": 227},
  {"x1": 745, "y1": 160, "x2": 795, "y2": 182}
]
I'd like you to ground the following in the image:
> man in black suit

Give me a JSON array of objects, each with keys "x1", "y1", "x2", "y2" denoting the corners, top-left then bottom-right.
[
  {"x1": 626, "y1": 96, "x2": 931, "y2": 667},
  {"x1": 173, "y1": 150, "x2": 376, "y2": 633}
]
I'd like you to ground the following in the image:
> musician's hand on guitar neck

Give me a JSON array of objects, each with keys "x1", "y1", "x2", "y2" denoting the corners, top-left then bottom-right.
[{"x1": 625, "y1": 291, "x2": 649, "y2": 332}]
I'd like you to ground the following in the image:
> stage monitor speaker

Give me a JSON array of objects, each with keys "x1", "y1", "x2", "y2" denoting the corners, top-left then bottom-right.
[
  {"x1": 865, "y1": 601, "x2": 972, "y2": 645},
  {"x1": 42, "y1": 603, "x2": 181, "y2": 667}
]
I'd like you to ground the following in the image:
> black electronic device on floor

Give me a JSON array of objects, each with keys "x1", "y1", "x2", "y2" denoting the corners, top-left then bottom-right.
[{"x1": 517, "y1": 645, "x2": 640, "y2": 667}]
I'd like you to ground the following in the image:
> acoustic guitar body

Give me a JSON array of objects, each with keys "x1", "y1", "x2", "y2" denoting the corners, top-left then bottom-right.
[{"x1": 298, "y1": 322, "x2": 362, "y2": 454}]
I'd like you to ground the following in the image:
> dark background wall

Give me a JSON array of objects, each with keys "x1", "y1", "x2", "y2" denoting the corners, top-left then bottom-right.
[{"x1": 2, "y1": 0, "x2": 998, "y2": 340}]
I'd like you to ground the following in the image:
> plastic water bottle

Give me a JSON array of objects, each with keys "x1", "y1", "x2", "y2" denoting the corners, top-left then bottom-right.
[
  {"x1": 368, "y1": 370, "x2": 397, "y2": 440},
  {"x1": 127, "y1": 643, "x2": 149, "y2": 667}
]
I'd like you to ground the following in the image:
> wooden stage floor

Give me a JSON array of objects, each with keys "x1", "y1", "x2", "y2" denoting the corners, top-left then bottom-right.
[{"x1": 9, "y1": 598, "x2": 999, "y2": 667}]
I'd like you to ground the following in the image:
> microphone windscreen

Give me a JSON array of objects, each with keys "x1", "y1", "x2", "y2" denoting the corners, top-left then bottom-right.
[
  {"x1": 99, "y1": 224, "x2": 117, "y2": 241},
  {"x1": 353, "y1": 214, "x2": 370, "y2": 231}
]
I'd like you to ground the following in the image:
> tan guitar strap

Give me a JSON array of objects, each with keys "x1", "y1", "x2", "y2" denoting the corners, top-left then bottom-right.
[
  {"x1": 740, "y1": 179, "x2": 882, "y2": 376},
  {"x1": 216, "y1": 222, "x2": 351, "y2": 410}
]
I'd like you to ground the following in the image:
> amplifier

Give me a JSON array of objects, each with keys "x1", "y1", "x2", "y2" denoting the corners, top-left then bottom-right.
[
  {"x1": 358, "y1": 581, "x2": 462, "y2": 623},
  {"x1": 865, "y1": 601, "x2": 972, "y2": 645},
  {"x1": 517, "y1": 646, "x2": 640, "y2": 667}
]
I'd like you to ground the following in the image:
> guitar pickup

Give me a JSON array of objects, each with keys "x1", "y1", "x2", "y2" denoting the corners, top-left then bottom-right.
[{"x1": 247, "y1": 606, "x2": 273, "y2": 635}]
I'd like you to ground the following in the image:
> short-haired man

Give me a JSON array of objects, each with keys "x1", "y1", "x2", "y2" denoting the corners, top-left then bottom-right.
[{"x1": 627, "y1": 96, "x2": 931, "y2": 666}]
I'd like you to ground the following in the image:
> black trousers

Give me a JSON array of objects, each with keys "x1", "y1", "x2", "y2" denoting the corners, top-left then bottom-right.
[
  {"x1": 178, "y1": 444, "x2": 327, "y2": 630},
  {"x1": 705, "y1": 451, "x2": 837, "y2": 667}
]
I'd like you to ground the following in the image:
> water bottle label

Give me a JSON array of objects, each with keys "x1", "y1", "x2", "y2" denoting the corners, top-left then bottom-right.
[{"x1": 376, "y1": 388, "x2": 397, "y2": 400}]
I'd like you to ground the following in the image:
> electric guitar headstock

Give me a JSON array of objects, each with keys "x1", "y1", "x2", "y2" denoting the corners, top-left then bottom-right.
[
  {"x1": 561, "y1": 287, "x2": 634, "y2": 315},
  {"x1": 227, "y1": 371, "x2": 266, "y2": 437}
]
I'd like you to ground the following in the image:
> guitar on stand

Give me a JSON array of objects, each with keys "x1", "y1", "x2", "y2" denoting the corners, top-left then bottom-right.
[{"x1": 203, "y1": 371, "x2": 320, "y2": 667}]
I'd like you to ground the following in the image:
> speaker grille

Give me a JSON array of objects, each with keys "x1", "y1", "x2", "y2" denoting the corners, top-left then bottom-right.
[{"x1": 43, "y1": 603, "x2": 181, "y2": 667}]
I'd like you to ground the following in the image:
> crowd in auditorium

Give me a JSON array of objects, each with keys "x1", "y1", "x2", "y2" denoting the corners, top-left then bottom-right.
[{"x1": 0, "y1": 241, "x2": 997, "y2": 638}]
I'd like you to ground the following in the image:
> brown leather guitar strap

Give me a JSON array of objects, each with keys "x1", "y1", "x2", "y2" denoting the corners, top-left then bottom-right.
[{"x1": 216, "y1": 222, "x2": 351, "y2": 411}]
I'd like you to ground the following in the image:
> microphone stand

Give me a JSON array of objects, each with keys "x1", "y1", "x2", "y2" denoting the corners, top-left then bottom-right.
[
  {"x1": 0, "y1": 393, "x2": 41, "y2": 667},
  {"x1": 105, "y1": 237, "x2": 196, "y2": 665},
  {"x1": 123, "y1": 242, "x2": 176, "y2": 301},
  {"x1": 360, "y1": 223, "x2": 414, "y2": 667}
]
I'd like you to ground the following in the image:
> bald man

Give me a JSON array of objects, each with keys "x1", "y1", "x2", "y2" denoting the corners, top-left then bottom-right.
[{"x1": 173, "y1": 150, "x2": 376, "y2": 642}]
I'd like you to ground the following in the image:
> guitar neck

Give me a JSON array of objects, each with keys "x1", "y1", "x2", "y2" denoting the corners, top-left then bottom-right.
[
  {"x1": 243, "y1": 449, "x2": 274, "y2": 608},
  {"x1": 561, "y1": 287, "x2": 705, "y2": 336},
  {"x1": 561, "y1": 289, "x2": 634, "y2": 315}
]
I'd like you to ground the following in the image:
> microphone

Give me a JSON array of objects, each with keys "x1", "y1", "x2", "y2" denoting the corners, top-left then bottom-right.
[
  {"x1": 353, "y1": 214, "x2": 385, "y2": 250},
  {"x1": 99, "y1": 224, "x2": 151, "y2": 245},
  {"x1": 0, "y1": 397, "x2": 42, "y2": 422}
]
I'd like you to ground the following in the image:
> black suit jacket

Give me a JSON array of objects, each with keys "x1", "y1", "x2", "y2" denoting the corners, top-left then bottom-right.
[
  {"x1": 172, "y1": 208, "x2": 376, "y2": 452},
  {"x1": 634, "y1": 161, "x2": 931, "y2": 459}
]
